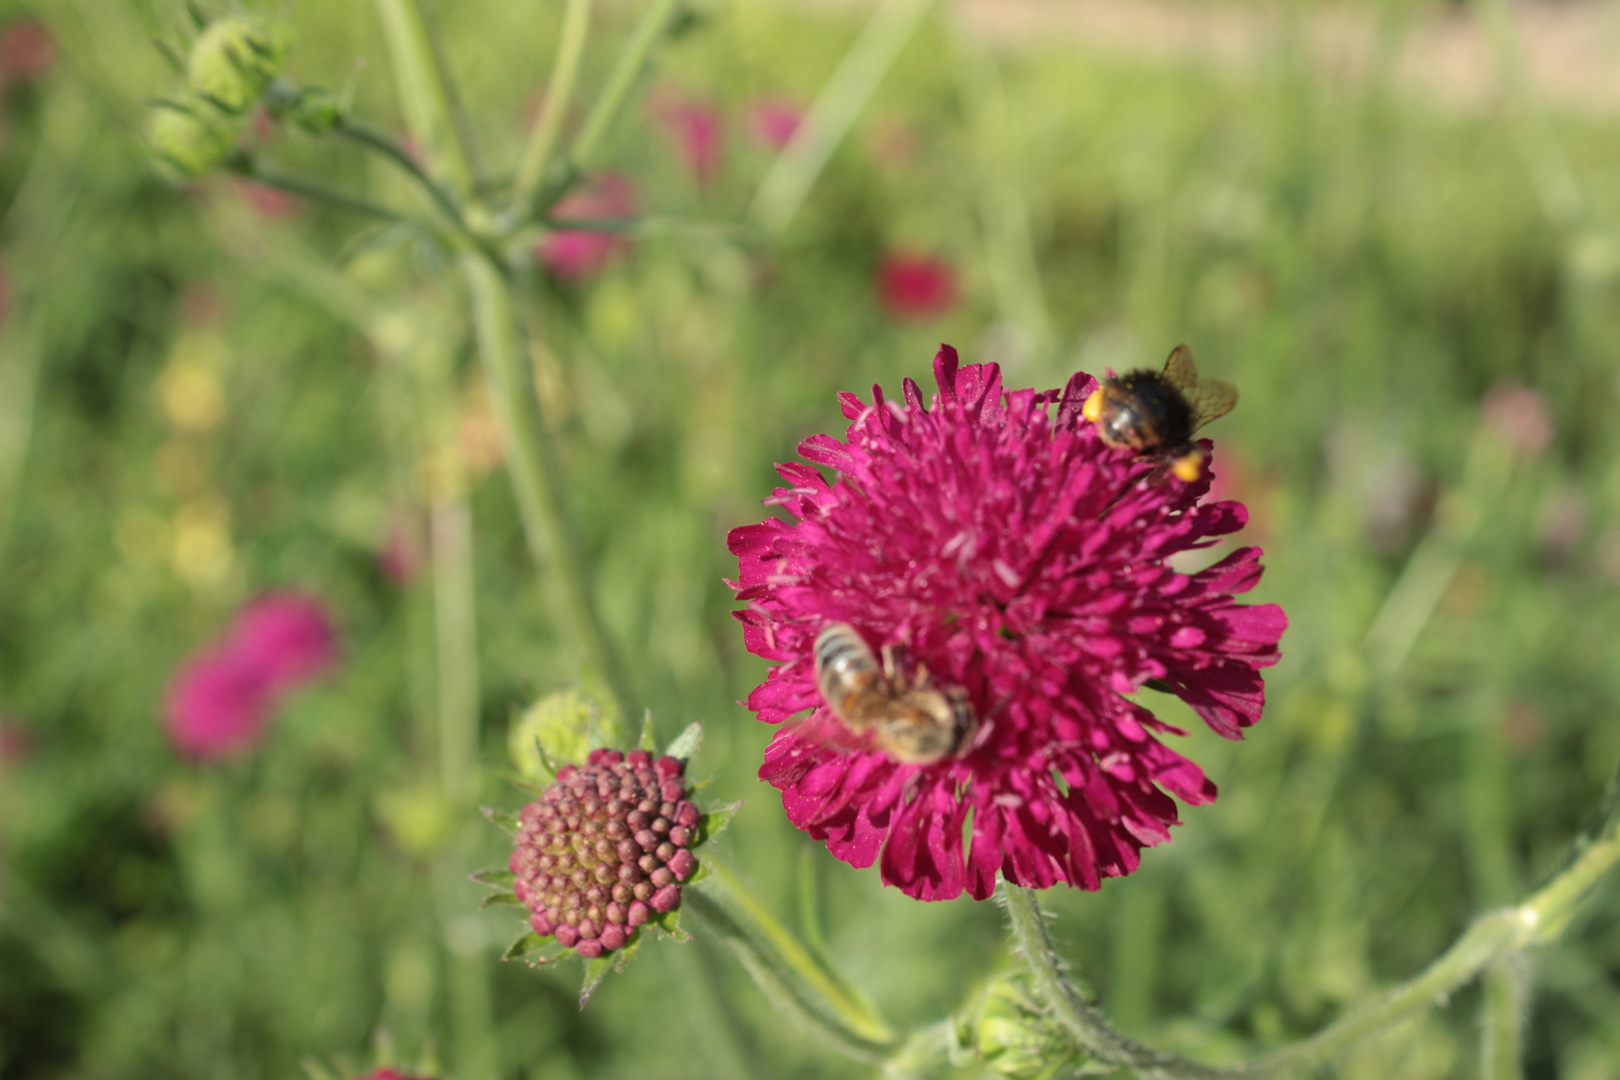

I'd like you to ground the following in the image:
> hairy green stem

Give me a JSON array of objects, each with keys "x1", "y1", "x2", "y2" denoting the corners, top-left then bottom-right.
[
  {"x1": 697, "y1": 857, "x2": 897, "y2": 1051},
  {"x1": 230, "y1": 159, "x2": 409, "y2": 222},
  {"x1": 750, "y1": 0, "x2": 939, "y2": 235},
  {"x1": 1000, "y1": 884, "x2": 1223, "y2": 1080},
  {"x1": 1481, "y1": 957, "x2": 1528, "y2": 1080},
  {"x1": 371, "y1": 0, "x2": 475, "y2": 194},
  {"x1": 685, "y1": 886, "x2": 895, "y2": 1063},
  {"x1": 1002, "y1": 782, "x2": 1620, "y2": 1079},
  {"x1": 511, "y1": 0, "x2": 594, "y2": 217},
  {"x1": 333, "y1": 118, "x2": 470, "y2": 232},
  {"x1": 430, "y1": 495, "x2": 479, "y2": 803},
  {"x1": 531, "y1": 0, "x2": 683, "y2": 217},
  {"x1": 460, "y1": 253, "x2": 632, "y2": 717}
]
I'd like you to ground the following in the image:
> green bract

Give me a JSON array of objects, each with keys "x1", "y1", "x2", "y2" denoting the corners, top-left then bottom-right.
[
  {"x1": 187, "y1": 16, "x2": 290, "y2": 114},
  {"x1": 147, "y1": 101, "x2": 235, "y2": 179}
]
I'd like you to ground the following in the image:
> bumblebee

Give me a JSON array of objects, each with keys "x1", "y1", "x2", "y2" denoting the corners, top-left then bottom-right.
[
  {"x1": 812, "y1": 622, "x2": 977, "y2": 765},
  {"x1": 1082, "y1": 344, "x2": 1238, "y2": 482}
]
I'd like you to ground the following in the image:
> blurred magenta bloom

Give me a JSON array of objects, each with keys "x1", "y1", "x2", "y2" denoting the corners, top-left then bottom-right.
[
  {"x1": 235, "y1": 178, "x2": 301, "y2": 219},
  {"x1": 654, "y1": 94, "x2": 724, "y2": 186},
  {"x1": 377, "y1": 514, "x2": 424, "y2": 585},
  {"x1": 0, "y1": 19, "x2": 55, "y2": 84},
  {"x1": 231, "y1": 591, "x2": 340, "y2": 691},
  {"x1": 1480, "y1": 381, "x2": 1553, "y2": 457},
  {"x1": 166, "y1": 645, "x2": 275, "y2": 761},
  {"x1": 876, "y1": 252, "x2": 959, "y2": 320},
  {"x1": 748, "y1": 97, "x2": 803, "y2": 150},
  {"x1": 0, "y1": 720, "x2": 30, "y2": 764},
  {"x1": 538, "y1": 174, "x2": 635, "y2": 279},
  {"x1": 166, "y1": 592, "x2": 340, "y2": 761},
  {"x1": 728, "y1": 345, "x2": 1286, "y2": 900}
]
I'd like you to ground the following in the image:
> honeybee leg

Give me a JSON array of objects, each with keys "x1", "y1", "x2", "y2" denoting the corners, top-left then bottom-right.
[{"x1": 879, "y1": 643, "x2": 902, "y2": 685}]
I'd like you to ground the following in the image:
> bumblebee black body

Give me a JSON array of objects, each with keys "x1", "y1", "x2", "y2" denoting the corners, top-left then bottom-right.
[{"x1": 1091, "y1": 370, "x2": 1196, "y2": 454}]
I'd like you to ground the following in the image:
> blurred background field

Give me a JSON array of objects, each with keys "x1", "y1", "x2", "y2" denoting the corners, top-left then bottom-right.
[{"x1": 4, "y1": 0, "x2": 1620, "y2": 1077}]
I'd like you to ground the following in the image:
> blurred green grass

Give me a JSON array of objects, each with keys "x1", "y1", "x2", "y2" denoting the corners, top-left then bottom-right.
[{"x1": 3, "y1": 0, "x2": 1620, "y2": 1077}]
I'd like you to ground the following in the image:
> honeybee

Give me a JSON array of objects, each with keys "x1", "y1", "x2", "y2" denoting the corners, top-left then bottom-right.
[
  {"x1": 812, "y1": 622, "x2": 977, "y2": 765},
  {"x1": 1082, "y1": 344, "x2": 1238, "y2": 482}
]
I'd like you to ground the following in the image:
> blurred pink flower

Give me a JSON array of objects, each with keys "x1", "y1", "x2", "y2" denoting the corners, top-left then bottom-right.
[
  {"x1": 231, "y1": 591, "x2": 340, "y2": 692},
  {"x1": 1481, "y1": 382, "x2": 1552, "y2": 457},
  {"x1": 538, "y1": 174, "x2": 636, "y2": 280},
  {"x1": 235, "y1": 179, "x2": 301, "y2": 219},
  {"x1": 0, "y1": 719, "x2": 30, "y2": 764},
  {"x1": 654, "y1": 94, "x2": 724, "y2": 186},
  {"x1": 0, "y1": 19, "x2": 55, "y2": 84},
  {"x1": 749, "y1": 97, "x2": 803, "y2": 150},
  {"x1": 377, "y1": 514, "x2": 424, "y2": 585},
  {"x1": 876, "y1": 252, "x2": 959, "y2": 321},
  {"x1": 165, "y1": 645, "x2": 275, "y2": 761}
]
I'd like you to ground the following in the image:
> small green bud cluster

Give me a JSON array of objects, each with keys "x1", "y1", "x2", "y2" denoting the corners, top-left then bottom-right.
[
  {"x1": 146, "y1": 14, "x2": 292, "y2": 179},
  {"x1": 510, "y1": 749, "x2": 698, "y2": 959},
  {"x1": 958, "y1": 974, "x2": 1088, "y2": 1080}
]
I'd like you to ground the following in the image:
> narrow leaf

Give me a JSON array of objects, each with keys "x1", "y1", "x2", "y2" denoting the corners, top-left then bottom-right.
[
  {"x1": 639, "y1": 709, "x2": 658, "y2": 752},
  {"x1": 480, "y1": 892, "x2": 526, "y2": 910},
  {"x1": 470, "y1": 868, "x2": 517, "y2": 889},
  {"x1": 695, "y1": 802, "x2": 742, "y2": 847},
  {"x1": 300, "y1": 1060, "x2": 340, "y2": 1080},
  {"x1": 664, "y1": 721, "x2": 702, "y2": 763},
  {"x1": 579, "y1": 954, "x2": 614, "y2": 1007},
  {"x1": 481, "y1": 806, "x2": 521, "y2": 834}
]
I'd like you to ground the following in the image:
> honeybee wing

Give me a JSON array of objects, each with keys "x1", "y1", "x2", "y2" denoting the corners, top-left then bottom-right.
[
  {"x1": 1186, "y1": 377, "x2": 1238, "y2": 432},
  {"x1": 1161, "y1": 344, "x2": 1200, "y2": 392},
  {"x1": 781, "y1": 708, "x2": 879, "y2": 756}
]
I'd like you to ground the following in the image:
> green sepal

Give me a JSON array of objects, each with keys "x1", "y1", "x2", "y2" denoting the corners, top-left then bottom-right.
[
  {"x1": 154, "y1": 38, "x2": 186, "y2": 75},
  {"x1": 638, "y1": 710, "x2": 658, "y2": 752},
  {"x1": 530, "y1": 737, "x2": 559, "y2": 781},
  {"x1": 694, "y1": 801, "x2": 741, "y2": 849},
  {"x1": 650, "y1": 904, "x2": 692, "y2": 943},
  {"x1": 579, "y1": 954, "x2": 614, "y2": 1007},
  {"x1": 300, "y1": 1060, "x2": 340, "y2": 1080},
  {"x1": 469, "y1": 868, "x2": 517, "y2": 889},
  {"x1": 481, "y1": 806, "x2": 521, "y2": 834},
  {"x1": 664, "y1": 721, "x2": 702, "y2": 763},
  {"x1": 503, "y1": 930, "x2": 567, "y2": 965},
  {"x1": 480, "y1": 892, "x2": 526, "y2": 910}
]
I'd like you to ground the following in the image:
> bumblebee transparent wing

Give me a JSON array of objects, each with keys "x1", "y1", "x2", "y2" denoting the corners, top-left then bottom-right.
[
  {"x1": 1187, "y1": 377, "x2": 1239, "y2": 432},
  {"x1": 1161, "y1": 344, "x2": 1200, "y2": 392},
  {"x1": 784, "y1": 707, "x2": 879, "y2": 756}
]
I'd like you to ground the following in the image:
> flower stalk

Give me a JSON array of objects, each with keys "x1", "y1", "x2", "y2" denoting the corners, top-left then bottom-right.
[
  {"x1": 1002, "y1": 765, "x2": 1620, "y2": 1080},
  {"x1": 527, "y1": 0, "x2": 684, "y2": 220},
  {"x1": 511, "y1": 0, "x2": 595, "y2": 217}
]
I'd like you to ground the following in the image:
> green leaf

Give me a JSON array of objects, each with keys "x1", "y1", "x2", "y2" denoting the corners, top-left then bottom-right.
[
  {"x1": 579, "y1": 954, "x2": 614, "y2": 1007},
  {"x1": 695, "y1": 801, "x2": 742, "y2": 848},
  {"x1": 639, "y1": 709, "x2": 658, "y2": 752},
  {"x1": 481, "y1": 806, "x2": 521, "y2": 834},
  {"x1": 503, "y1": 930, "x2": 567, "y2": 966},
  {"x1": 480, "y1": 892, "x2": 526, "y2": 910},
  {"x1": 469, "y1": 868, "x2": 517, "y2": 889},
  {"x1": 664, "y1": 721, "x2": 702, "y2": 763}
]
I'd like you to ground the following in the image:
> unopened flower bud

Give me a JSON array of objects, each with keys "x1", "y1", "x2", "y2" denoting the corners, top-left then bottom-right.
[
  {"x1": 507, "y1": 745, "x2": 699, "y2": 957},
  {"x1": 960, "y1": 973, "x2": 1086, "y2": 1080},
  {"x1": 187, "y1": 16, "x2": 290, "y2": 114},
  {"x1": 147, "y1": 101, "x2": 234, "y2": 178}
]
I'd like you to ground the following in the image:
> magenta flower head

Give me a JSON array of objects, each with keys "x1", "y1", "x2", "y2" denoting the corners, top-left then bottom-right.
[
  {"x1": 230, "y1": 590, "x2": 340, "y2": 692},
  {"x1": 727, "y1": 345, "x2": 1286, "y2": 900},
  {"x1": 165, "y1": 644, "x2": 275, "y2": 761}
]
